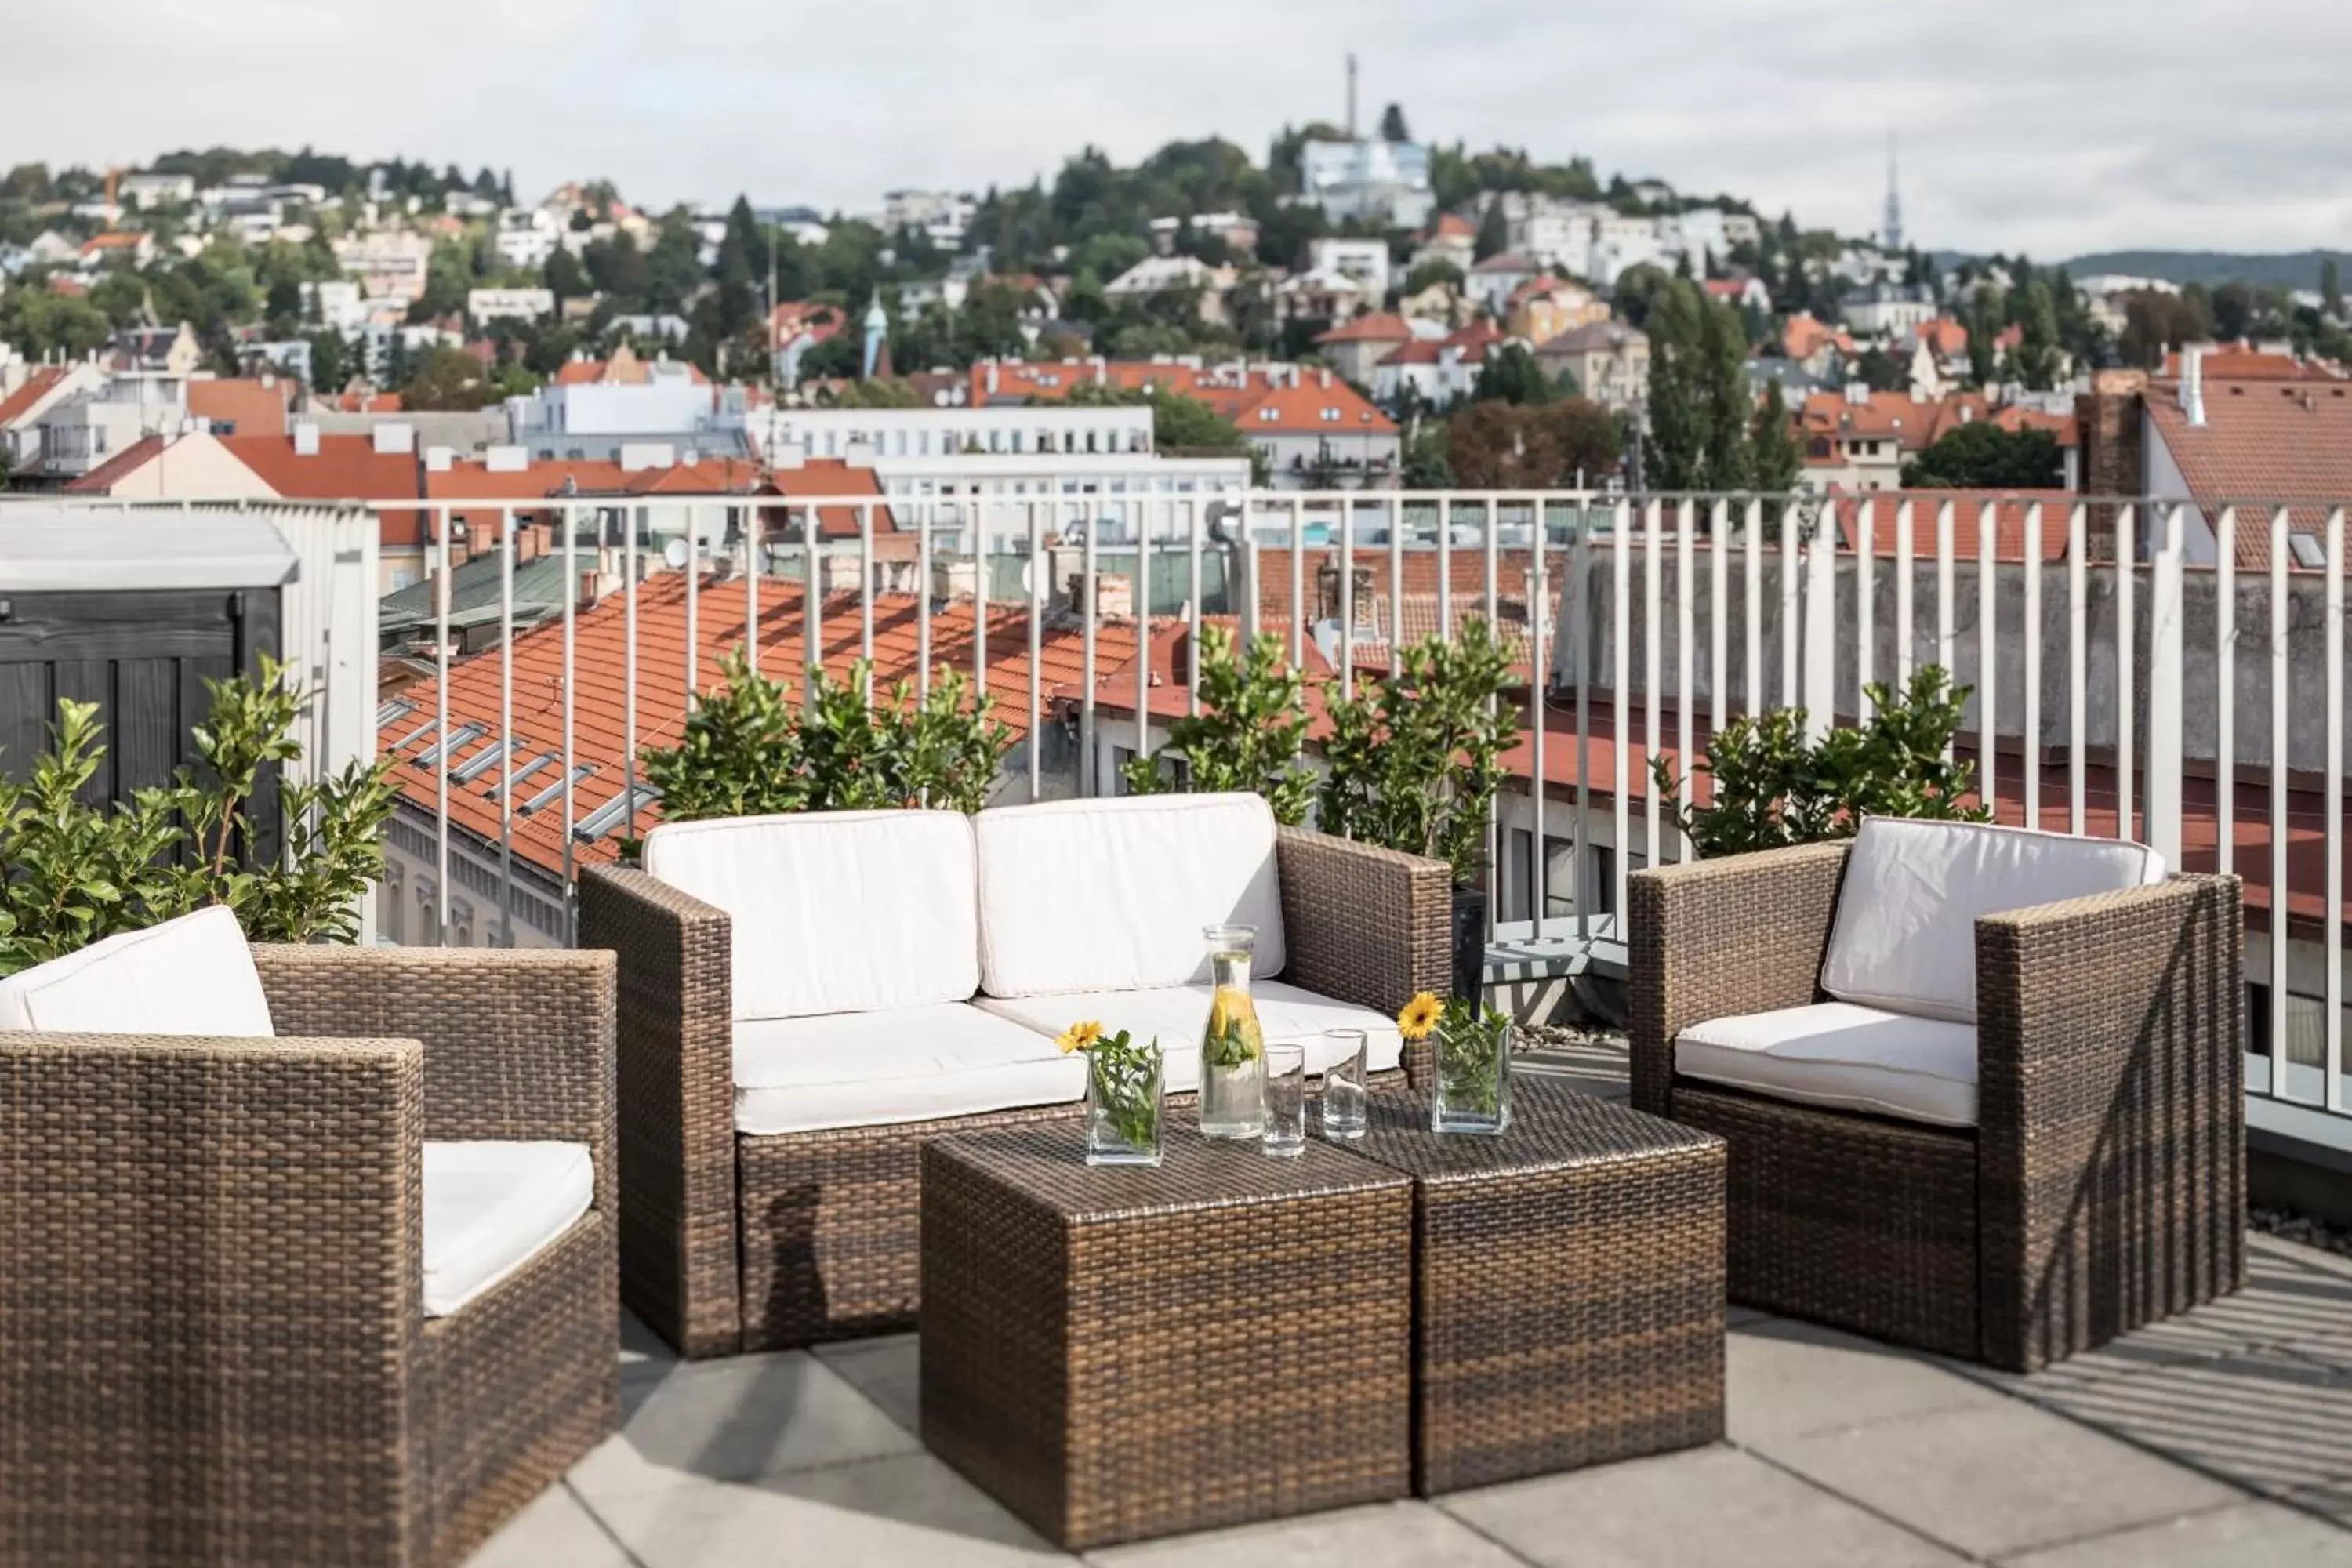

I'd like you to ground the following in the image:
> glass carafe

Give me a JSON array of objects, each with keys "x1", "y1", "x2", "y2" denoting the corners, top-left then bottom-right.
[{"x1": 1198, "y1": 924, "x2": 1266, "y2": 1138}]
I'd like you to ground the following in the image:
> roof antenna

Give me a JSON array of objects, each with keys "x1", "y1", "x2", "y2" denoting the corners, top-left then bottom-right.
[{"x1": 1346, "y1": 53, "x2": 1358, "y2": 140}]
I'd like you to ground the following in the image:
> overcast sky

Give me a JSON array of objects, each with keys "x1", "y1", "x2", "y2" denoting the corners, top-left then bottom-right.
[{"x1": 13, "y1": 0, "x2": 2352, "y2": 260}]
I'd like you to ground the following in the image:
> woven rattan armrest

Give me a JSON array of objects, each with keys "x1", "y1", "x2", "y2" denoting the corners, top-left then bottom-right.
[
  {"x1": 1276, "y1": 827, "x2": 1452, "y2": 1085},
  {"x1": 1627, "y1": 840, "x2": 1849, "y2": 1115},
  {"x1": 575, "y1": 863, "x2": 742, "y2": 1357},
  {"x1": 1973, "y1": 873, "x2": 2245, "y2": 1369}
]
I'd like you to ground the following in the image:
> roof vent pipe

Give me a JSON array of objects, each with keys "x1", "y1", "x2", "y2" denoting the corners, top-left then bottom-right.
[{"x1": 2183, "y1": 344, "x2": 2206, "y2": 427}]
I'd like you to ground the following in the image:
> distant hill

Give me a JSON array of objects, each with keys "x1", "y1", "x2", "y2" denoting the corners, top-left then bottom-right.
[{"x1": 2051, "y1": 250, "x2": 2352, "y2": 292}]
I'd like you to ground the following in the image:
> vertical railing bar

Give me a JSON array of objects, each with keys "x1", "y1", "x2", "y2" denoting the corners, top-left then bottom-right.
[
  {"x1": 498, "y1": 503, "x2": 514, "y2": 948},
  {"x1": 1530, "y1": 508, "x2": 1548, "y2": 936},
  {"x1": 2116, "y1": 503, "x2": 2137, "y2": 843},
  {"x1": 1936, "y1": 498, "x2": 1955, "y2": 758},
  {"x1": 1438, "y1": 496, "x2": 1454, "y2": 641},
  {"x1": 974, "y1": 495, "x2": 989, "y2": 734},
  {"x1": 744, "y1": 495, "x2": 759, "y2": 681},
  {"x1": 860, "y1": 499, "x2": 875, "y2": 696},
  {"x1": 1026, "y1": 499, "x2": 1042, "y2": 803},
  {"x1": 1709, "y1": 498, "x2": 1728, "y2": 737},
  {"x1": 561, "y1": 499, "x2": 578, "y2": 944},
  {"x1": 1780, "y1": 499, "x2": 1798, "y2": 710},
  {"x1": 1613, "y1": 499, "x2": 1632, "y2": 927},
  {"x1": 1134, "y1": 501, "x2": 1151, "y2": 786},
  {"x1": 804, "y1": 506, "x2": 821, "y2": 710},
  {"x1": 2024, "y1": 502, "x2": 2042, "y2": 830},
  {"x1": 1645, "y1": 497, "x2": 1663, "y2": 873},
  {"x1": 1743, "y1": 496, "x2": 1762, "y2": 720},
  {"x1": 2217, "y1": 505, "x2": 2236, "y2": 879},
  {"x1": 434, "y1": 502, "x2": 450, "y2": 946},
  {"x1": 623, "y1": 502, "x2": 638, "y2": 845},
  {"x1": 917, "y1": 498, "x2": 933, "y2": 704},
  {"x1": 1675, "y1": 499, "x2": 1694, "y2": 858},
  {"x1": 1388, "y1": 491, "x2": 1404, "y2": 678},
  {"x1": 1484, "y1": 491, "x2": 1500, "y2": 630},
  {"x1": 2325, "y1": 506, "x2": 2344, "y2": 1112},
  {"x1": 684, "y1": 500, "x2": 699, "y2": 703},
  {"x1": 1574, "y1": 504, "x2": 1592, "y2": 942},
  {"x1": 2270, "y1": 503, "x2": 2291, "y2": 1090},
  {"x1": 1187, "y1": 497, "x2": 1203, "y2": 716},
  {"x1": 1080, "y1": 501, "x2": 1098, "y2": 796},
  {"x1": 1338, "y1": 494, "x2": 1356, "y2": 702},
  {"x1": 1857, "y1": 494, "x2": 1875, "y2": 720},
  {"x1": 1979, "y1": 499, "x2": 1996, "y2": 815},
  {"x1": 1896, "y1": 495, "x2": 1915, "y2": 684},
  {"x1": 2068, "y1": 502, "x2": 2087, "y2": 835}
]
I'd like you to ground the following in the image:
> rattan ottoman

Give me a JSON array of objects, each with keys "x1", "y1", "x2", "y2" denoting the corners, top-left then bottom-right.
[
  {"x1": 1336, "y1": 1076, "x2": 1727, "y2": 1494},
  {"x1": 919, "y1": 1124, "x2": 1414, "y2": 1551}
]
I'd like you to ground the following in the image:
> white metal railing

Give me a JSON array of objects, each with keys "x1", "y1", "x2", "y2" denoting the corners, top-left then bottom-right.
[{"x1": 5, "y1": 485, "x2": 2346, "y2": 1120}]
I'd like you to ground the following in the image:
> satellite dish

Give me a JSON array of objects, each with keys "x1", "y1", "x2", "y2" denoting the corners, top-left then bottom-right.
[
  {"x1": 1018, "y1": 558, "x2": 1039, "y2": 600},
  {"x1": 662, "y1": 538, "x2": 691, "y2": 571}
]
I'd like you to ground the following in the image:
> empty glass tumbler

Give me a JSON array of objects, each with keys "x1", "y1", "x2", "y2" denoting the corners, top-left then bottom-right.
[
  {"x1": 1319, "y1": 1028, "x2": 1369, "y2": 1140},
  {"x1": 1261, "y1": 1041, "x2": 1308, "y2": 1157}
]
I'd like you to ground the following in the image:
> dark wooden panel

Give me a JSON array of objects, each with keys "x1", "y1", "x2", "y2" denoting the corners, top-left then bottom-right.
[
  {"x1": 114, "y1": 659, "x2": 183, "y2": 800},
  {"x1": 0, "y1": 662, "x2": 49, "y2": 785}
]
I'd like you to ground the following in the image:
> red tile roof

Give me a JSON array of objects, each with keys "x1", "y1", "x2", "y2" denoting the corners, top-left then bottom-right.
[
  {"x1": 2161, "y1": 346, "x2": 2343, "y2": 383},
  {"x1": 1913, "y1": 318, "x2": 1969, "y2": 358},
  {"x1": 60, "y1": 434, "x2": 168, "y2": 493},
  {"x1": 1782, "y1": 314, "x2": 1854, "y2": 361},
  {"x1": 1828, "y1": 490, "x2": 2078, "y2": 564},
  {"x1": 187, "y1": 377, "x2": 291, "y2": 437},
  {"x1": 219, "y1": 434, "x2": 424, "y2": 546},
  {"x1": 0, "y1": 368, "x2": 67, "y2": 426},
  {"x1": 379, "y1": 572, "x2": 1138, "y2": 875},
  {"x1": 971, "y1": 358, "x2": 1397, "y2": 436},
  {"x1": 1314, "y1": 312, "x2": 1415, "y2": 345},
  {"x1": 1428, "y1": 213, "x2": 1475, "y2": 241},
  {"x1": 2147, "y1": 378, "x2": 2352, "y2": 568}
]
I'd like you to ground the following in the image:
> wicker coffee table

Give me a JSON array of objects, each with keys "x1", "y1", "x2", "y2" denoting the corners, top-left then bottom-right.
[
  {"x1": 1335, "y1": 1076, "x2": 1727, "y2": 1494},
  {"x1": 919, "y1": 1124, "x2": 1414, "y2": 1551}
]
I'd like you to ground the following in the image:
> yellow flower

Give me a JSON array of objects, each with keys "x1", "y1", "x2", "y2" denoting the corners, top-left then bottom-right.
[
  {"x1": 1056, "y1": 1020, "x2": 1103, "y2": 1054},
  {"x1": 1397, "y1": 991, "x2": 1443, "y2": 1042}
]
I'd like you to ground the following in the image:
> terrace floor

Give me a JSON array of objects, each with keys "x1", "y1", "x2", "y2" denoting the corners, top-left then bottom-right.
[{"x1": 469, "y1": 1043, "x2": 2352, "y2": 1567}]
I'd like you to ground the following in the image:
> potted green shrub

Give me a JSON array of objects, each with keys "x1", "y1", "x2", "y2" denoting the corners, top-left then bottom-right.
[
  {"x1": 1317, "y1": 619, "x2": 1519, "y2": 1001},
  {"x1": 1120, "y1": 623, "x2": 1316, "y2": 825},
  {"x1": 638, "y1": 645, "x2": 1015, "y2": 828},
  {"x1": 1651, "y1": 666, "x2": 1988, "y2": 856},
  {"x1": 0, "y1": 658, "x2": 400, "y2": 974}
]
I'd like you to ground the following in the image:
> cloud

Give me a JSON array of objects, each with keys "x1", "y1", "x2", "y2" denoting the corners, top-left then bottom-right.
[{"x1": 12, "y1": 0, "x2": 2352, "y2": 258}]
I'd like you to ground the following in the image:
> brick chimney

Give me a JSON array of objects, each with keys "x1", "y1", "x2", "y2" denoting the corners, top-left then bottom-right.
[{"x1": 2075, "y1": 368, "x2": 2149, "y2": 500}]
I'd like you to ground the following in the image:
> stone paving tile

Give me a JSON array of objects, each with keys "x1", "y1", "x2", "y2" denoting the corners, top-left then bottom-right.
[
  {"x1": 2013, "y1": 1346, "x2": 2352, "y2": 1505},
  {"x1": 585, "y1": 1451, "x2": 1070, "y2": 1567},
  {"x1": 467, "y1": 1484, "x2": 638, "y2": 1568},
  {"x1": 1727, "y1": 1316, "x2": 2010, "y2": 1444},
  {"x1": 571, "y1": 1348, "x2": 922, "y2": 1501},
  {"x1": 1439, "y1": 1444, "x2": 1969, "y2": 1568},
  {"x1": 1996, "y1": 1498, "x2": 2352, "y2": 1566},
  {"x1": 811, "y1": 1331, "x2": 920, "y2": 1436},
  {"x1": 1751, "y1": 1399, "x2": 2245, "y2": 1560},
  {"x1": 1085, "y1": 1499, "x2": 1523, "y2": 1566}
]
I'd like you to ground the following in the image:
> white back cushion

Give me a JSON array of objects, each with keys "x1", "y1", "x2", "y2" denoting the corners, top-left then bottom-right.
[
  {"x1": 641, "y1": 809, "x2": 979, "y2": 1022},
  {"x1": 0, "y1": 906, "x2": 274, "y2": 1036},
  {"x1": 975, "y1": 793, "x2": 1286, "y2": 997},
  {"x1": 1822, "y1": 817, "x2": 2165, "y2": 1024}
]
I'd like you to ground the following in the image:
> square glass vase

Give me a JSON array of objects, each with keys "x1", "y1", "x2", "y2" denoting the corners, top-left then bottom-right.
[
  {"x1": 1429, "y1": 1020, "x2": 1513, "y2": 1135},
  {"x1": 1084, "y1": 1042, "x2": 1166, "y2": 1167}
]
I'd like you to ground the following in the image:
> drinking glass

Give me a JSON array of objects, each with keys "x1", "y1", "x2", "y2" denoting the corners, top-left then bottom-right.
[
  {"x1": 1319, "y1": 1028, "x2": 1369, "y2": 1140},
  {"x1": 1261, "y1": 1041, "x2": 1307, "y2": 1157}
]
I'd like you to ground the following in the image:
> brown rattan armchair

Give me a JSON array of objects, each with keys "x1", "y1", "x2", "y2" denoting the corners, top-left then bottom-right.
[
  {"x1": 0, "y1": 944, "x2": 618, "y2": 1568},
  {"x1": 579, "y1": 822, "x2": 1450, "y2": 1360},
  {"x1": 1629, "y1": 840, "x2": 2245, "y2": 1373}
]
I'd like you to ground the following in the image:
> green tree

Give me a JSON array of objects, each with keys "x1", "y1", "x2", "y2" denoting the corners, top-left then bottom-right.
[
  {"x1": 1642, "y1": 278, "x2": 1704, "y2": 488},
  {"x1": 543, "y1": 245, "x2": 589, "y2": 307},
  {"x1": 1446, "y1": 398, "x2": 1618, "y2": 488},
  {"x1": 1900, "y1": 423, "x2": 2063, "y2": 489},
  {"x1": 1377, "y1": 103, "x2": 1412, "y2": 143},
  {"x1": 1473, "y1": 199, "x2": 1508, "y2": 263},
  {"x1": 1611, "y1": 263, "x2": 1673, "y2": 330},
  {"x1": 1403, "y1": 259, "x2": 1465, "y2": 297},
  {"x1": 2325, "y1": 257, "x2": 2343, "y2": 321},
  {"x1": 399, "y1": 344, "x2": 496, "y2": 410},
  {"x1": 1749, "y1": 382, "x2": 1801, "y2": 495},
  {"x1": 2010, "y1": 279, "x2": 2063, "y2": 390},
  {"x1": 1120, "y1": 625, "x2": 1315, "y2": 823},
  {"x1": 1470, "y1": 341, "x2": 1556, "y2": 406},
  {"x1": 1696, "y1": 289, "x2": 1753, "y2": 489},
  {"x1": 2211, "y1": 279, "x2": 2253, "y2": 342}
]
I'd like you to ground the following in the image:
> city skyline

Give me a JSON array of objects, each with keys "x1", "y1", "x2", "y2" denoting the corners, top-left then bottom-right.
[{"x1": 9, "y1": 0, "x2": 2352, "y2": 260}]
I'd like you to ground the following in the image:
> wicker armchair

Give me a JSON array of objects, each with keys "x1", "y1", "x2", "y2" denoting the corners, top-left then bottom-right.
[
  {"x1": 579, "y1": 820, "x2": 1450, "y2": 1360},
  {"x1": 0, "y1": 943, "x2": 618, "y2": 1568},
  {"x1": 1629, "y1": 839, "x2": 2245, "y2": 1373}
]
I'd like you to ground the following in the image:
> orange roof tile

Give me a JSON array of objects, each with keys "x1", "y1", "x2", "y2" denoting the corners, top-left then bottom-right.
[
  {"x1": 379, "y1": 573, "x2": 1138, "y2": 876},
  {"x1": 0, "y1": 368, "x2": 67, "y2": 426},
  {"x1": 187, "y1": 377, "x2": 291, "y2": 437},
  {"x1": 1314, "y1": 312, "x2": 1415, "y2": 345},
  {"x1": 2147, "y1": 378, "x2": 2352, "y2": 568},
  {"x1": 61, "y1": 434, "x2": 168, "y2": 493},
  {"x1": 220, "y1": 433, "x2": 423, "y2": 546},
  {"x1": 1829, "y1": 491, "x2": 2078, "y2": 564}
]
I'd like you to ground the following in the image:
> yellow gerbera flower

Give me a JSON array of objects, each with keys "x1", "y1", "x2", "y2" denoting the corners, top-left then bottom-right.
[
  {"x1": 1056, "y1": 1020, "x2": 1104, "y2": 1054},
  {"x1": 1397, "y1": 991, "x2": 1443, "y2": 1041}
]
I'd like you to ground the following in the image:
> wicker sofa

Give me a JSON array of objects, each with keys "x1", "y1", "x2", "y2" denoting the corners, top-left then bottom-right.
[
  {"x1": 1628, "y1": 816, "x2": 2244, "y2": 1373},
  {"x1": 579, "y1": 791, "x2": 1451, "y2": 1359},
  {"x1": 0, "y1": 907, "x2": 618, "y2": 1567}
]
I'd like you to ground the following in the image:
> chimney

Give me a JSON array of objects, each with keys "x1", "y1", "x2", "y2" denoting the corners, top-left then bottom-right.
[
  {"x1": 1844, "y1": 382, "x2": 1869, "y2": 405},
  {"x1": 424, "y1": 445, "x2": 452, "y2": 472},
  {"x1": 1319, "y1": 368, "x2": 1333, "y2": 387},
  {"x1": 2183, "y1": 344, "x2": 2206, "y2": 428},
  {"x1": 578, "y1": 570, "x2": 601, "y2": 612},
  {"x1": 292, "y1": 419, "x2": 320, "y2": 456},
  {"x1": 374, "y1": 422, "x2": 416, "y2": 455}
]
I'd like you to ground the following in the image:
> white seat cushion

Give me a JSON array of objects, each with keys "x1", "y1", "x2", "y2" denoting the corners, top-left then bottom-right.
[
  {"x1": 421, "y1": 1141, "x2": 594, "y2": 1318},
  {"x1": 974, "y1": 793, "x2": 1286, "y2": 998},
  {"x1": 1822, "y1": 816, "x2": 2165, "y2": 1025},
  {"x1": 975, "y1": 982, "x2": 1402, "y2": 1095},
  {"x1": 641, "y1": 809, "x2": 979, "y2": 1022},
  {"x1": 731, "y1": 1002, "x2": 1084, "y2": 1136},
  {"x1": 0, "y1": 906, "x2": 273, "y2": 1036},
  {"x1": 1675, "y1": 1001, "x2": 1978, "y2": 1128}
]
